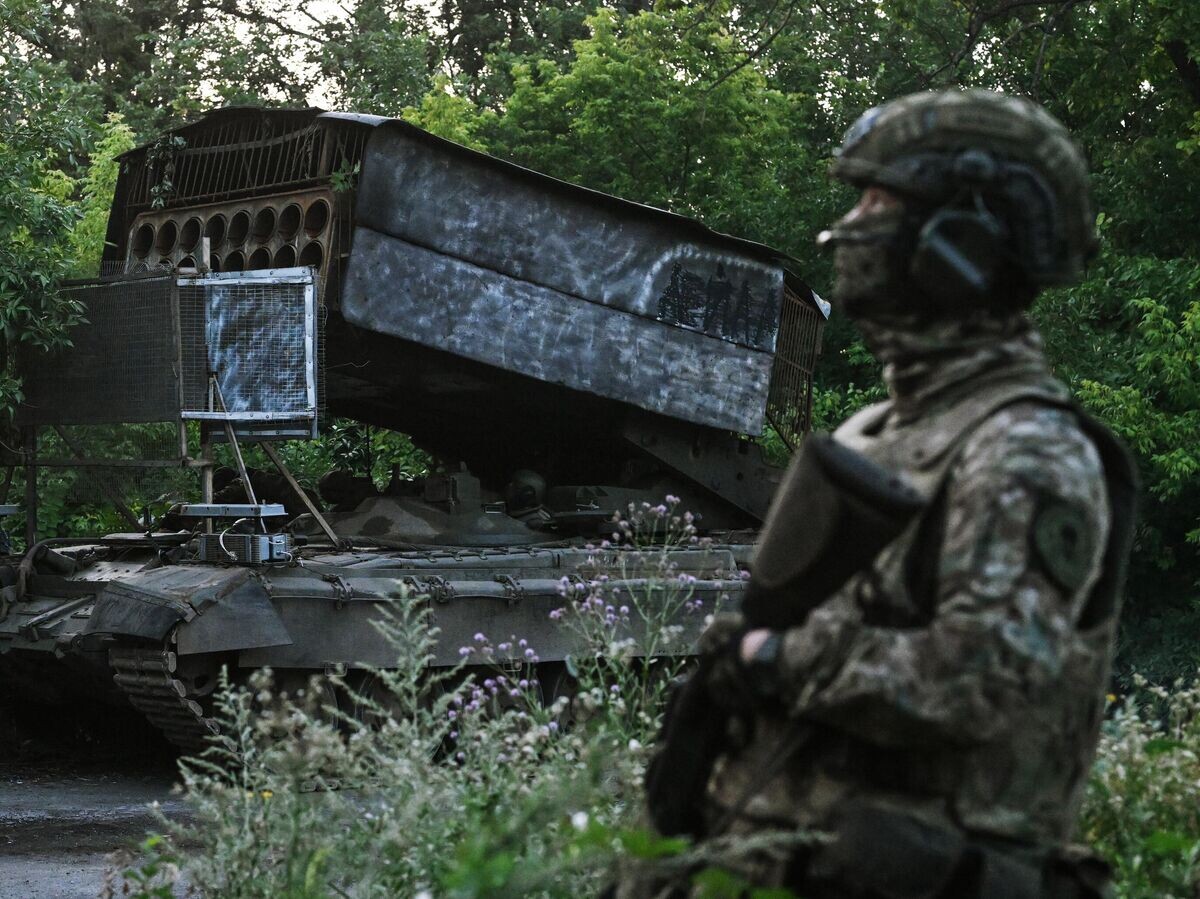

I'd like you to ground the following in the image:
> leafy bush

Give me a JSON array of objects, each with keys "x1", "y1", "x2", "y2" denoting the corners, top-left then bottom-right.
[{"x1": 1082, "y1": 676, "x2": 1200, "y2": 898}]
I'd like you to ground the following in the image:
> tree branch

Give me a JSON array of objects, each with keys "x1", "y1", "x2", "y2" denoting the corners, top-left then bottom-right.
[
  {"x1": 217, "y1": 2, "x2": 324, "y2": 45},
  {"x1": 1165, "y1": 39, "x2": 1200, "y2": 107},
  {"x1": 703, "y1": 0, "x2": 798, "y2": 94},
  {"x1": 918, "y1": 0, "x2": 1079, "y2": 89},
  {"x1": 1029, "y1": 0, "x2": 1085, "y2": 99}
]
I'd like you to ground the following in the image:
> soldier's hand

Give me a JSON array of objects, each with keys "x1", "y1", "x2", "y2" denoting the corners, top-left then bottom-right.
[
  {"x1": 696, "y1": 611, "x2": 745, "y2": 657},
  {"x1": 702, "y1": 617, "x2": 785, "y2": 711},
  {"x1": 739, "y1": 629, "x2": 773, "y2": 663}
]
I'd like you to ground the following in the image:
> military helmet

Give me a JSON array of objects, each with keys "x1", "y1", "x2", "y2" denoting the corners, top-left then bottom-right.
[{"x1": 832, "y1": 89, "x2": 1097, "y2": 288}]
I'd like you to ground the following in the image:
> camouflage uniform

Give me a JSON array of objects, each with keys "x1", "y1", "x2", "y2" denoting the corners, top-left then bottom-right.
[
  {"x1": 702, "y1": 315, "x2": 1117, "y2": 892},
  {"x1": 624, "y1": 91, "x2": 1135, "y2": 899}
]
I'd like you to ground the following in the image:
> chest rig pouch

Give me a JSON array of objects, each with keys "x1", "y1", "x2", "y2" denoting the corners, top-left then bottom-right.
[{"x1": 742, "y1": 433, "x2": 926, "y2": 630}]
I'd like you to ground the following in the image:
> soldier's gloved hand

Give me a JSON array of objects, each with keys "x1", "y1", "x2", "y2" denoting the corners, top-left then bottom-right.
[
  {"x1": 700, "y1": 613, "x2": 785, "y2": 711},
  {"x1": 696, "y1": 611, "x2": 745, "y2": 657},
  {"x1": 697, "y1": 612, "x2": 747, "y2": 712}
]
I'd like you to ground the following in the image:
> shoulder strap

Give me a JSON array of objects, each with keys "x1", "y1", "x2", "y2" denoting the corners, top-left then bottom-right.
[
  {"x1": 834, "y1": 400, "x2": 892, "y2": 453},
  {"x1": 906, "y1": 387, "x2": 1138, "y2": 630},
  {"x1": 1070, "y1": 410, "x2": 1139, "y2": 629}
]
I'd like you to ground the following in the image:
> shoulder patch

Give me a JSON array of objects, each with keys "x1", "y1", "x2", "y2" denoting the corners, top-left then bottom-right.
[{"x1": 1032, "y1": 499, "x2": 1096, "y2": 593}]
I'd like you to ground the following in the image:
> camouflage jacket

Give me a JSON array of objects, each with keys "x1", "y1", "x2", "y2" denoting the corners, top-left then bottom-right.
[{"x1": 708, "y1": 321, "x2": 1125, "y2": 847}]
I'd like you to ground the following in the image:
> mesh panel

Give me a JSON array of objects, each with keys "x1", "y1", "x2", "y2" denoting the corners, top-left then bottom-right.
[
  {"x1": 20, "y1": 276, "x2": 181, "y2": 426},
  {"x1": 766, "y1": 286, "x2": 825, "y2": 450},
  {"x1": 15, "y1": 270, "x2": 319, "y2": 537},
  {"x1": 29, "y1": 423, "x2": 192, "y2": 529},
  {"x1": 178, "y1": 276, "x2": 316, "y2": 426}
]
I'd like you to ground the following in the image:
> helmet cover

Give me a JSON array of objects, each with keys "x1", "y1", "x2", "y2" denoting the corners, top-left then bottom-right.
[{"x1": 831, "y1": 89, "x2": 1096, "y2": 287}]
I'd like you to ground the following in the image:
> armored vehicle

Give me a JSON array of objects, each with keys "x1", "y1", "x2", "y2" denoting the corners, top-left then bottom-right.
[{"x1": 0, "y1": 108, "x2": 826, "y2": 750}]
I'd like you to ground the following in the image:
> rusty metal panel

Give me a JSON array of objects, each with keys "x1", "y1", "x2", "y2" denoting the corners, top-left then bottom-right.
[{"x1": 122, "y1": 188, "x2": 336, "y2": 281}]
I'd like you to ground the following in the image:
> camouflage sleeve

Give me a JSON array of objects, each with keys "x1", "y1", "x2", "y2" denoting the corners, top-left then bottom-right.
[{"x1": 776, "y1": 403, "x2": 1111, "y2": 747}]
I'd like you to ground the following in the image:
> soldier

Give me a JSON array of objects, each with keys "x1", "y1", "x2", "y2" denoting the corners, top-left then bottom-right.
[{"x1": 629, "y1": 89, "x2": 1137, "y2": 898}]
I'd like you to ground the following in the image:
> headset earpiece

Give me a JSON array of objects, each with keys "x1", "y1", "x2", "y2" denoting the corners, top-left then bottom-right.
[{"x1": 909, "y1": 201, "x2": 1007, "y2": 306}]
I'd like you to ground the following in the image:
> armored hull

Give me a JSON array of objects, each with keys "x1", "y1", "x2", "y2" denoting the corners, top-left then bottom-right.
[{"x1": 0, "y1": 530, "x2": 749, "y2": 750}]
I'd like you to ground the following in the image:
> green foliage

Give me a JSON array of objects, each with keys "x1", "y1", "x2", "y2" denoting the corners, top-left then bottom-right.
[
  {"x1": 401, "y1": 75, "x2": 494, "y2": 151},
  {"x1": 318, "y1": 0, "x2": 434, "y2": 117},
  {"x1": 479, "y1": 5, "x2": 829, "y2": 259},
  {"x1": 1082, "y1": 677, "x2": 1200, "y2": 898},
  {"x1": 0, "y1": 0, "x2": 94, "y2": 413},
  {"x1": 66, "y1": 113, "x2": 134, "y2": 277}
]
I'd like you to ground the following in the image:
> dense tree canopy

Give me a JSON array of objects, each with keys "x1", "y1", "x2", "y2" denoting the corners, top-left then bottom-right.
[{"x1": 3, "y1": 0, "x2": 1198, "y2": 674}]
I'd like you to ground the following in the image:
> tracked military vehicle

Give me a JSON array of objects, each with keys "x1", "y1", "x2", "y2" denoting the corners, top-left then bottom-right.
[{"x1": 0, "y1": 108, "x2": 826, "y2": 751}]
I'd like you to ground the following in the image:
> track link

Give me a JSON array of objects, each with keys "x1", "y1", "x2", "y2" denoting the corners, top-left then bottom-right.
[{"x1": 109, "y1": 645, "x2": 218, "y2": 753}]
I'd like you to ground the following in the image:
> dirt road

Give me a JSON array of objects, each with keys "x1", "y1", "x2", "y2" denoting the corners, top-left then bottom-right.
[{"x1": 0, "y1": 707, "x2": 187, "y2": 899}]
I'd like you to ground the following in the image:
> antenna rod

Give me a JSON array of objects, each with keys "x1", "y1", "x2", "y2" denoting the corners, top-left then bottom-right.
[{"x1": 210, "y1": 377, "x2": 261, "y2": 531}]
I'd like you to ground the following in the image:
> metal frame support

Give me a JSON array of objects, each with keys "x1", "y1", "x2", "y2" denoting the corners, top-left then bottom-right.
[
  {"x1": 22, "y1": 427, "x2": 36, "y2": 549},
  {"x1": 259, "y1": 441, "x2": 343, "y2": 548},
  {"x1": 51, "y1": 425, "x2": 143, "y2": 532}
]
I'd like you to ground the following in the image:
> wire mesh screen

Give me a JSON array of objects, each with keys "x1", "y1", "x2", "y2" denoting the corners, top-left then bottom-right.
[
  {"x1": 28, "y1": 423, "x2": 192, "y2": 533},
  {"x1": 766, "y1": 285, "x2": 826, "y2": 451},
  {"x1": 19, "y1": 275, "x2": 181, "y2": 426},
  {"x1": 178, "y1": 270, "x2": 317, "y2": 438}
]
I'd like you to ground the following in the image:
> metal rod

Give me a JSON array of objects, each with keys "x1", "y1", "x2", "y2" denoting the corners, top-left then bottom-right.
[
  {"x1": 223, "y1": 421, "x2": 258, "y2": 505},
  {"x1": 260, "y1": 441, "x2": 342, "y2": 548},
  {"x1": 30, "y1": 458, "x2": 185, "y2": 469},
  {"x1": 50, "y1": 425, "x2": 143, "y2": 532},
  {"x1": 23, "y1": 427, "x2": 36, "y2": 549},
  {"x1": 210, "y1": 376, "x2": 261, "y2": 533},
  {"x1": 210, "y1": 378, "x2": 258, "y2": 506},
  {"x1": 200, "y1": 431, "x2": 214, "y2": 534}
]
